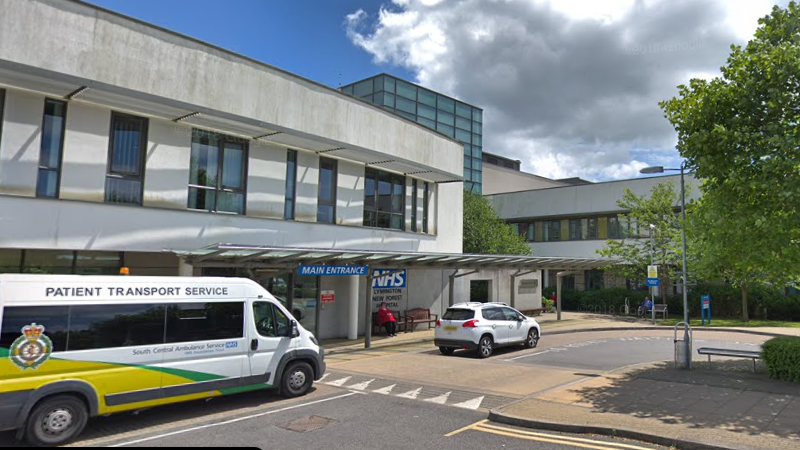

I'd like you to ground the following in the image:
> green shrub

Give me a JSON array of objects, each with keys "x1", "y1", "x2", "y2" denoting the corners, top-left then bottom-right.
[
  {"x1": 762, "y1": 336, "x2": 800, "y2": 383},
  {"x1": 542, "y1": 297, "x2": 554, "y2": 311}
]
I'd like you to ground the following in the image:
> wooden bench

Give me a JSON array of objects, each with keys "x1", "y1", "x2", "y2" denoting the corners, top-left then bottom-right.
[
  {"x1": 372, "y1": 311, "x2": 411, "y2": 335},
  {"x1": 697, "y1": 347, "x2": 761, "y2": 373},
  {"x1": 404, "y1": 308, "x2": 439, "y2": 331}
]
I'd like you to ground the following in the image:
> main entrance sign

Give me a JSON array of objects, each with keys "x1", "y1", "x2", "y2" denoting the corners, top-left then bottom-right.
[{"x1": 298, "y1": 265, "x2": 369, "y2": 276}]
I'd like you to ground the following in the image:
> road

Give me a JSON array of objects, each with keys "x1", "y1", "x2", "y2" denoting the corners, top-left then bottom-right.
[{"x1": 0, "y1": 329, "x2": 764, "y2": 448}]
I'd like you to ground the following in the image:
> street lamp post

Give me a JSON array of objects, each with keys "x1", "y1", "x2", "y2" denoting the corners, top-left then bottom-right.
[{"x1": 641, "y1": 164, "x2": 691, "y2": 369}]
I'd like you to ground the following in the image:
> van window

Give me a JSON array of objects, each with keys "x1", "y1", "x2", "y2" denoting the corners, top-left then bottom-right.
[
  {"x1": 67, "y1": 304, "x2": 165, "y2": 351},
  {"x1": 0, "y1": 306, "x2": 69, "y2": 352},
  {"x1": 166, "y1": 302, "x2": 244, "y2": 343},
  {"x1": 253, "y1": 302, "x2": 289, "y2": 338}
]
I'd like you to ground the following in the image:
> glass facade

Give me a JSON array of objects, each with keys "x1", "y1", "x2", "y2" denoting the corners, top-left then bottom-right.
[{"x1": 341, "y1": 74, "x2": 483, "y2": 194}]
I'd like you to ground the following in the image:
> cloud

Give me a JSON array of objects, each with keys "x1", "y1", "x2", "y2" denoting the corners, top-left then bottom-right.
[{"x1": 345, "y1": 0, "x2": 787, "y2": 181}]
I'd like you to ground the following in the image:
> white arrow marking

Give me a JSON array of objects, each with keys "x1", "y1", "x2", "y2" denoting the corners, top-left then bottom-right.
[
  {"x1": 326, "y1": 376, "x2": 352, "y2": 387},
  {"x1": 318, "y1": 373, "x2": 330, "y2": 382},
  {"x1": 453, "y1": 396, "x2": 484, "y2": 410},
  {"x1": 424, "y1": 392, "x2": 451, "y2": 405},
  {"x1": 347, "y1": 379, "x2": 375, "y2": 391},
  {"x1": 373, "y1": 384, "x2": 396, "y2": 395},
  {"x1": 396, "y1": 387, "x2": 422, "y2": 399}
]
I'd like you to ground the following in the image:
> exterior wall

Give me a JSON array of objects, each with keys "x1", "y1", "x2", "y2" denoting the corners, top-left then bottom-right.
[
  {"x1": 246, "y1": 141, "x2": 286, "y2": 219},
  {"x1": 482, "y1": 164, "x2": 567, "y2": 195},
  {"x1": 0, "y1": 0, "x2": 463, "y2": 177},
  {"x1": 451, "y1": 269, "x2": 542, "y2": 312},
  {"x1": 143, "y1": 121, "x2": 192, "y2": 210},
  {"x1": 0, "y1": 89, "x2": 43, "y2": 196},
  {"x1": 336, "y1": 159, "x2": 365, "y2": 227},
  {"x1": 60, "y1": 101, "x2": 110, "y2": 203}
]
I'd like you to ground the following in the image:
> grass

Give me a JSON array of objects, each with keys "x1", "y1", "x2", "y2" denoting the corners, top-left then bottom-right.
[{"x1": 656, "y1": 318, "x2": 800, "y2": 328}]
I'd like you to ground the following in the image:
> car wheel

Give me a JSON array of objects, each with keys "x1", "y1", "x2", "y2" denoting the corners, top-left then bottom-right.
[
  {"x1": 439, "y1": 346, "x2": 455, "y2": 356},
  {"x1": 524, "y1": 329, "x2": 539, "y2": 349},
  {"x1": 281, "y1": 361, "x2": 314, "y2": 398},
  {"x1": 25, "y1": 395, "x2": 88, "y2": 447},
  {"x1": 477, "y1": 335, "x2": 494, "y2": 359}
]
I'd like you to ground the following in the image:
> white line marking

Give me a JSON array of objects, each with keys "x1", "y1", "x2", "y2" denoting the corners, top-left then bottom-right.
[
  {"x1": 396, "y1": 387, "x2": 422, "y2": 399},
  {"x1": 373, "y1": 384, "x2": 396, "y2": 395},
  {"x1": 110, "y1": 392, "x2": 358, "y2": 447},
  {"x1": 453, "y1": 396, "x2": 484, "y2": 410},
  {"x1": 317, "y1": 373, "x2": 330, "y2": 382},
  {"x1": 347, "y1": 379, "x2": 375, "y2": 391},
  {"x1": 504, "y1": 350, "x2": 552, "y2": 361},
  {"x1": 326, "y1": 376, "x2": 352, "y2": 387},
  {"x1": 424, "y1": 392, "x2": 451, "y2": 404}
]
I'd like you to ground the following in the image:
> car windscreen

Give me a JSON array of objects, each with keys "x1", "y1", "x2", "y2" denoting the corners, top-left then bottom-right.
[{"x1": 442, "y1": 309, "x2": 475, "y2": 321}]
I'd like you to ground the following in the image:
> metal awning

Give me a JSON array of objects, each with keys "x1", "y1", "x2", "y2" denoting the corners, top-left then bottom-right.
[
  {"x1": 173, "y1": 244, "x2": 611, "y2": 270},
  {"x1": 0, "y1": 60, "x2": 462, "y2": 184}
]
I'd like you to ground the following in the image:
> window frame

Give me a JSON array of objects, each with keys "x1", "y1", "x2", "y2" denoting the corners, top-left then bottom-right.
[
  {"x1": 187, "y1": 129, "x2": 249, "y2": 215},
  {"x1": 363, "y1": 168, "x2": 405, "y2": 231},
  {"x1": 0, "y1": 89, "x2": 6, "y2": 162},
  {"x1": 423, "y1": 182, "x2": 430, "y2": 234},
  {"x1": 284, "y1": 149, "x2": 298, "y2": 220},
  {"x1": 411, "y1": 180, "x2": 418, "y2": 233},
  {"x1": 105, "y1": 112, "x2": 149, "y2": 206},
  {"x1": 317, "y1": 157, "x2": 337, "y2": 224},
  {"x1": 36, "y1": 98, "x2": 68, "y2": 199}
]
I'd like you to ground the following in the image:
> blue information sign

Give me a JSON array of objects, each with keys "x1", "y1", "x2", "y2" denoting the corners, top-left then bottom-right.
[
  {"x1": 646, "y1": 278, "x2": 660, "y2": 287},
  {"x1": 299, "y1": 265, "x2": 369, "y2": 276}
]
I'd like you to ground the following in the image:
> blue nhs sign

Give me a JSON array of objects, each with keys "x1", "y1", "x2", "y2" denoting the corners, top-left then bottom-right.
[{"x1": 372, "y1": 269, "x2": 407, "y2": 289}]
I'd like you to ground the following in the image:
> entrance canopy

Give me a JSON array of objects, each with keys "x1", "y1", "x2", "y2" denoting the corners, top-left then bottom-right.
[{"x1": 173, "y1": 244, "x2": 610, "y2": 271}]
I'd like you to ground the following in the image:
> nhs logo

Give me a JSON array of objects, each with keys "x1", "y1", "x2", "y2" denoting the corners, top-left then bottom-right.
[
  {"x1": 372, "y1": 269, "x2": 407, "y2": 289},
  {"x1": 225, "y1": 342, "x2": 239, "y2": 349}
]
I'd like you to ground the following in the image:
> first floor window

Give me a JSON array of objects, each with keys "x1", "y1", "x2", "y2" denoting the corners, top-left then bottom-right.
[
  {"x1": 543, "y1": 220, "x2": 561, "y2": 241},
  {"x1": 106, "y1": 113, "x2": 148, "y2": 205},
  {"x1": 423, "y1": 182, "x2": 430, "y2": 233},
  {"x1": 363, "y1": 168, "x2": 404, "y2": 230},
  {"x1": 188, "y1": 129, "x2": 247, "y2": 214},
  {"x1": 37, "y1": 99, "x2": 68, "y2": 198},
  {"x1": 317, "y1": 158, "x2": 337, "y2": 223}
]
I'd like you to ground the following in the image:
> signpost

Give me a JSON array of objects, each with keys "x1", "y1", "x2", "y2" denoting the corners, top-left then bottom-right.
[
  {"x1": 701, "y1": 295, "x2": 711, "y2": 325},
  {"x1": 647, "y1": 265, "x2": 659, "y2": 324}
]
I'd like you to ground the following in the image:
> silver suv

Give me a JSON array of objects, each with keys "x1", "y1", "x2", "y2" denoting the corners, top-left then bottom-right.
[{"x1": 434, "y1": 302, "x2": 541, "y2": 358}]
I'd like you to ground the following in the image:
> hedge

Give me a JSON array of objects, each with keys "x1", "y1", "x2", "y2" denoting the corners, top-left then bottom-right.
[{"x1": 762, "y1": 336, "x2": 800, "y2": 383}]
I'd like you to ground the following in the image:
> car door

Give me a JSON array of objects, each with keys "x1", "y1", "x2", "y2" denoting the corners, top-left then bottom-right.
[
  {"x1": 482, "y1": 307, "x2": 509, "y2": 344},
  {"x1": 501, "y1": 307, "x2": 526, "y2": 343},
  {"x1": 247, "y1": 300, "x2": 295, "y2": 386}
]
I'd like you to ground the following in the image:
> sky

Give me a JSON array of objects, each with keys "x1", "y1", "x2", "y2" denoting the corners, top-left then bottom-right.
[{"x1": 83, "y1": 0, "x2": 788, "y2": 182}]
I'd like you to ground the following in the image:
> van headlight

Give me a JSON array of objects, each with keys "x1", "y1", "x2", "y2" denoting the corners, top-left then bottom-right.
[{"x1": 310, "y1": 335, "x2": 318, "y2": 346}]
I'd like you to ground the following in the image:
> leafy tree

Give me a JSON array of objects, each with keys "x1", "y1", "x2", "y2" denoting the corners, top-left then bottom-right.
[
  {"x1": 661, "y1": 2, "x2": 800, "y2": 320},
  {"x1": 463, "y1": 191, "x2": 531, "y2": 255},
  {"x1": 597, "y1": 182, "x2": 690, "y2": 295}
]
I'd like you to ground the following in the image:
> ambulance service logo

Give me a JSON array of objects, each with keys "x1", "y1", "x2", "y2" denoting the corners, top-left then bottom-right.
[{"x1": 10, "y1": 323, "x2": 53, "y2": 370}]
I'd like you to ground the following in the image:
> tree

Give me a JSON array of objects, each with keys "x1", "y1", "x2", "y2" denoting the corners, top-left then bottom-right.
[
  {"x1": 660, "y1": 2, "x2": 800, "y2": 320},
  {"x1": 463, "y1": 191, "x2": 531, "y2": 255},
  {"x1": 597, "y1": 182, "x2": 689, "y2": 295}
]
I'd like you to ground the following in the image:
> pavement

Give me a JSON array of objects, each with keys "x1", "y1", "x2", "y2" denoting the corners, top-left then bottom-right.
[{"x1": 321, "y1": 311, "x2": 800, "y2": 450}]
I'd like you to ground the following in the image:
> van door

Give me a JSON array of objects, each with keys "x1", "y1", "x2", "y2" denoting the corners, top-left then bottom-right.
[{"x1": 247, "y1": 301, "x2": 294, "y2": 386}]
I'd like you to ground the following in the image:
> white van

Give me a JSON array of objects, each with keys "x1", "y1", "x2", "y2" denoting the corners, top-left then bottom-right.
[{"x1": 0, "y1": 274, "x2": 325, "y2": 447}]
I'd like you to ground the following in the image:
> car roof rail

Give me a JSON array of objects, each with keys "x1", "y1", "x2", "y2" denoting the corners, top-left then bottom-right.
[
  {"x1": 484, "y1": 302, "x2": 509, "y2": 306},
  {"x1": 451, "y1": 302, "x2": 484, "y2": 307}
]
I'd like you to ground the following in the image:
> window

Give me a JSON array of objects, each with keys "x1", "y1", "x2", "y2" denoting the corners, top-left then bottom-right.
[
  {"x1": 501, "y1": 307, "x2": 524, "y2": 321},
  {"x1": 437, "y1": 111, "x2": 455, "y2": 127},
  {"x1": 418, "y1": 88, "x2": 436, "y2": 107},
  {"x1": 411, "y1": 181, "x2": 418, "y2": 233},
  {"x1": 418, "y1": 104, "x2": 436, "y2": 121},
  {"x1": 106, "y1": 113, "x2": 148, "y2": 205},
  {"x1": 363, "y1": 168, "x2": 404, "y2": 231},
  {"x1": 456, "y1": 102, "x2": 471, "y2": 119},
  {"x1": 384, "y1": 76, "x2": 396, "y2": 93},
  {"x1": 586, "y1": 218, "x2": 599, "y2": 239},
  {"x1": 354, "y1": 79, "x2": 373, "y2": 97},
  {"x1": 543, "y1": 220, "x2": 561, "y2": 241},
  {"x1": 1, "y1": 306, "x2": 69, "y2": 353},
  {"x1": 67, "y1": 304, "x2": 165, "y2": 351},
  {"x1": 585, "y1": 269, "x2": 605, "y2": 291},
  {"x1": 569, "y1": 219, "x2": 582, "y2": 240},
  {"x1": 37, "y1": 100, "x2": 67, "y2": 198},
  {"x1": 317, "y1": 158, "x2": 337, "y2": 223},
  {"x1": 442, "y1": 309, "x2": 475, "y2": 320},
  {"x1": 423, "y1": 182, "x2": 430, "y2": 233},
  {"x1": 437, "y1": 95, "x2": 455, "y2": 114},
  {"x1": 396, "y1": 80, "x2": 417, "y2": 100},
  {"x1": 396, "y1": 96, "x2": 416, "y2": 115},
  {"x1": 473, "y1": 108, "x2": 483, "y2": 123},
  {"x1": 526, "y1": 223, "x2": 534, "y2": 241},
  {"x1": 188, "y1": 129, "x2": 247, "y2": 214},
  {"x1": 253, "y1": 302, "x2": 290, "y2": 338},
  {"x1": 166, "y1": 302, "x2": 245, "y2": 343},
  {"x1": 284, "y1": 150, "x2": 297, "y2": 220},
  {"x1": 456, "y1": 116, "x2": 471, "y2": 131},
  {"x1": 0, "y1": 89, "x2": 5, "y2": 148},
  {"x1": 482, "y1": 308, "x2": 504, "y2": 321},
  {"x1": 608, "y1": 216, "x2": 623, "y2": 239}
]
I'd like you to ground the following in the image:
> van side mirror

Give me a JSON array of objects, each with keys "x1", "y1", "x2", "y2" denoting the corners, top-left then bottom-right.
[{"x1": 290, "y1": 320, "x2": 300, "y2": 338}]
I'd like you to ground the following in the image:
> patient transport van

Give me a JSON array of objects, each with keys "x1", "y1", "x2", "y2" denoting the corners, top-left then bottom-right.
[{"x1": 0, "y1": 274, "x2": 325, "y2": 446}]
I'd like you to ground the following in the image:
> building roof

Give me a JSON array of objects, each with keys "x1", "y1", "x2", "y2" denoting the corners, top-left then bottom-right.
[{"x1": 174, "y1": 244, "x2": 611, "y2": 271}]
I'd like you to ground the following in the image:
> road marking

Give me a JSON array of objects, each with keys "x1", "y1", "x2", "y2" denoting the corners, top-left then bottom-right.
[
  {"x1": 452, "y1": 396, "x2": 484, "y2": 410},
  {"x1": 373, "y1": 384, "x2": 396, "y2": 395},
  {"x1": 504, "y1": 349, "x2": 552, "y2": 361},
  {"x1": 473, "y1": 422, "x2": 657, "y2": 450},
  {"x1": 347, "y1": 379, "x2": 375, "y2": 391},
  {"x1": 109, "y1": 392, "x2": 358, "y2": 447},
  {"x1": 445, "y1": 419, "x2": 488, "y2": 437},
  {"x1": 318, "y1": 373, "x2": 330, "y2": 382},
  {"x1": 424, "y1": 392, "x2": 451, "y2": 404},
  {"x1": 396, "y1": 387, "x2": 422, "y2": 399},
  {"x1": 326, "y1": 376, "x2": 352, "y2": 387}
]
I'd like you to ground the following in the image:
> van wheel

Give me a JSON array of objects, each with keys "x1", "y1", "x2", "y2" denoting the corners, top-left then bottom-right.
[
  {"x1": 25, "y1": 395, "x2": 88, "y2": 447},
  {"x1": 281, "y1": 362, "x2": 313, "y2": 398},
  {"x1": 477, "y1": 335, "x2": 494, "y2": 359},
  {"x1": 439, "y1": 347, "x2": 455, "y2": 356}
]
